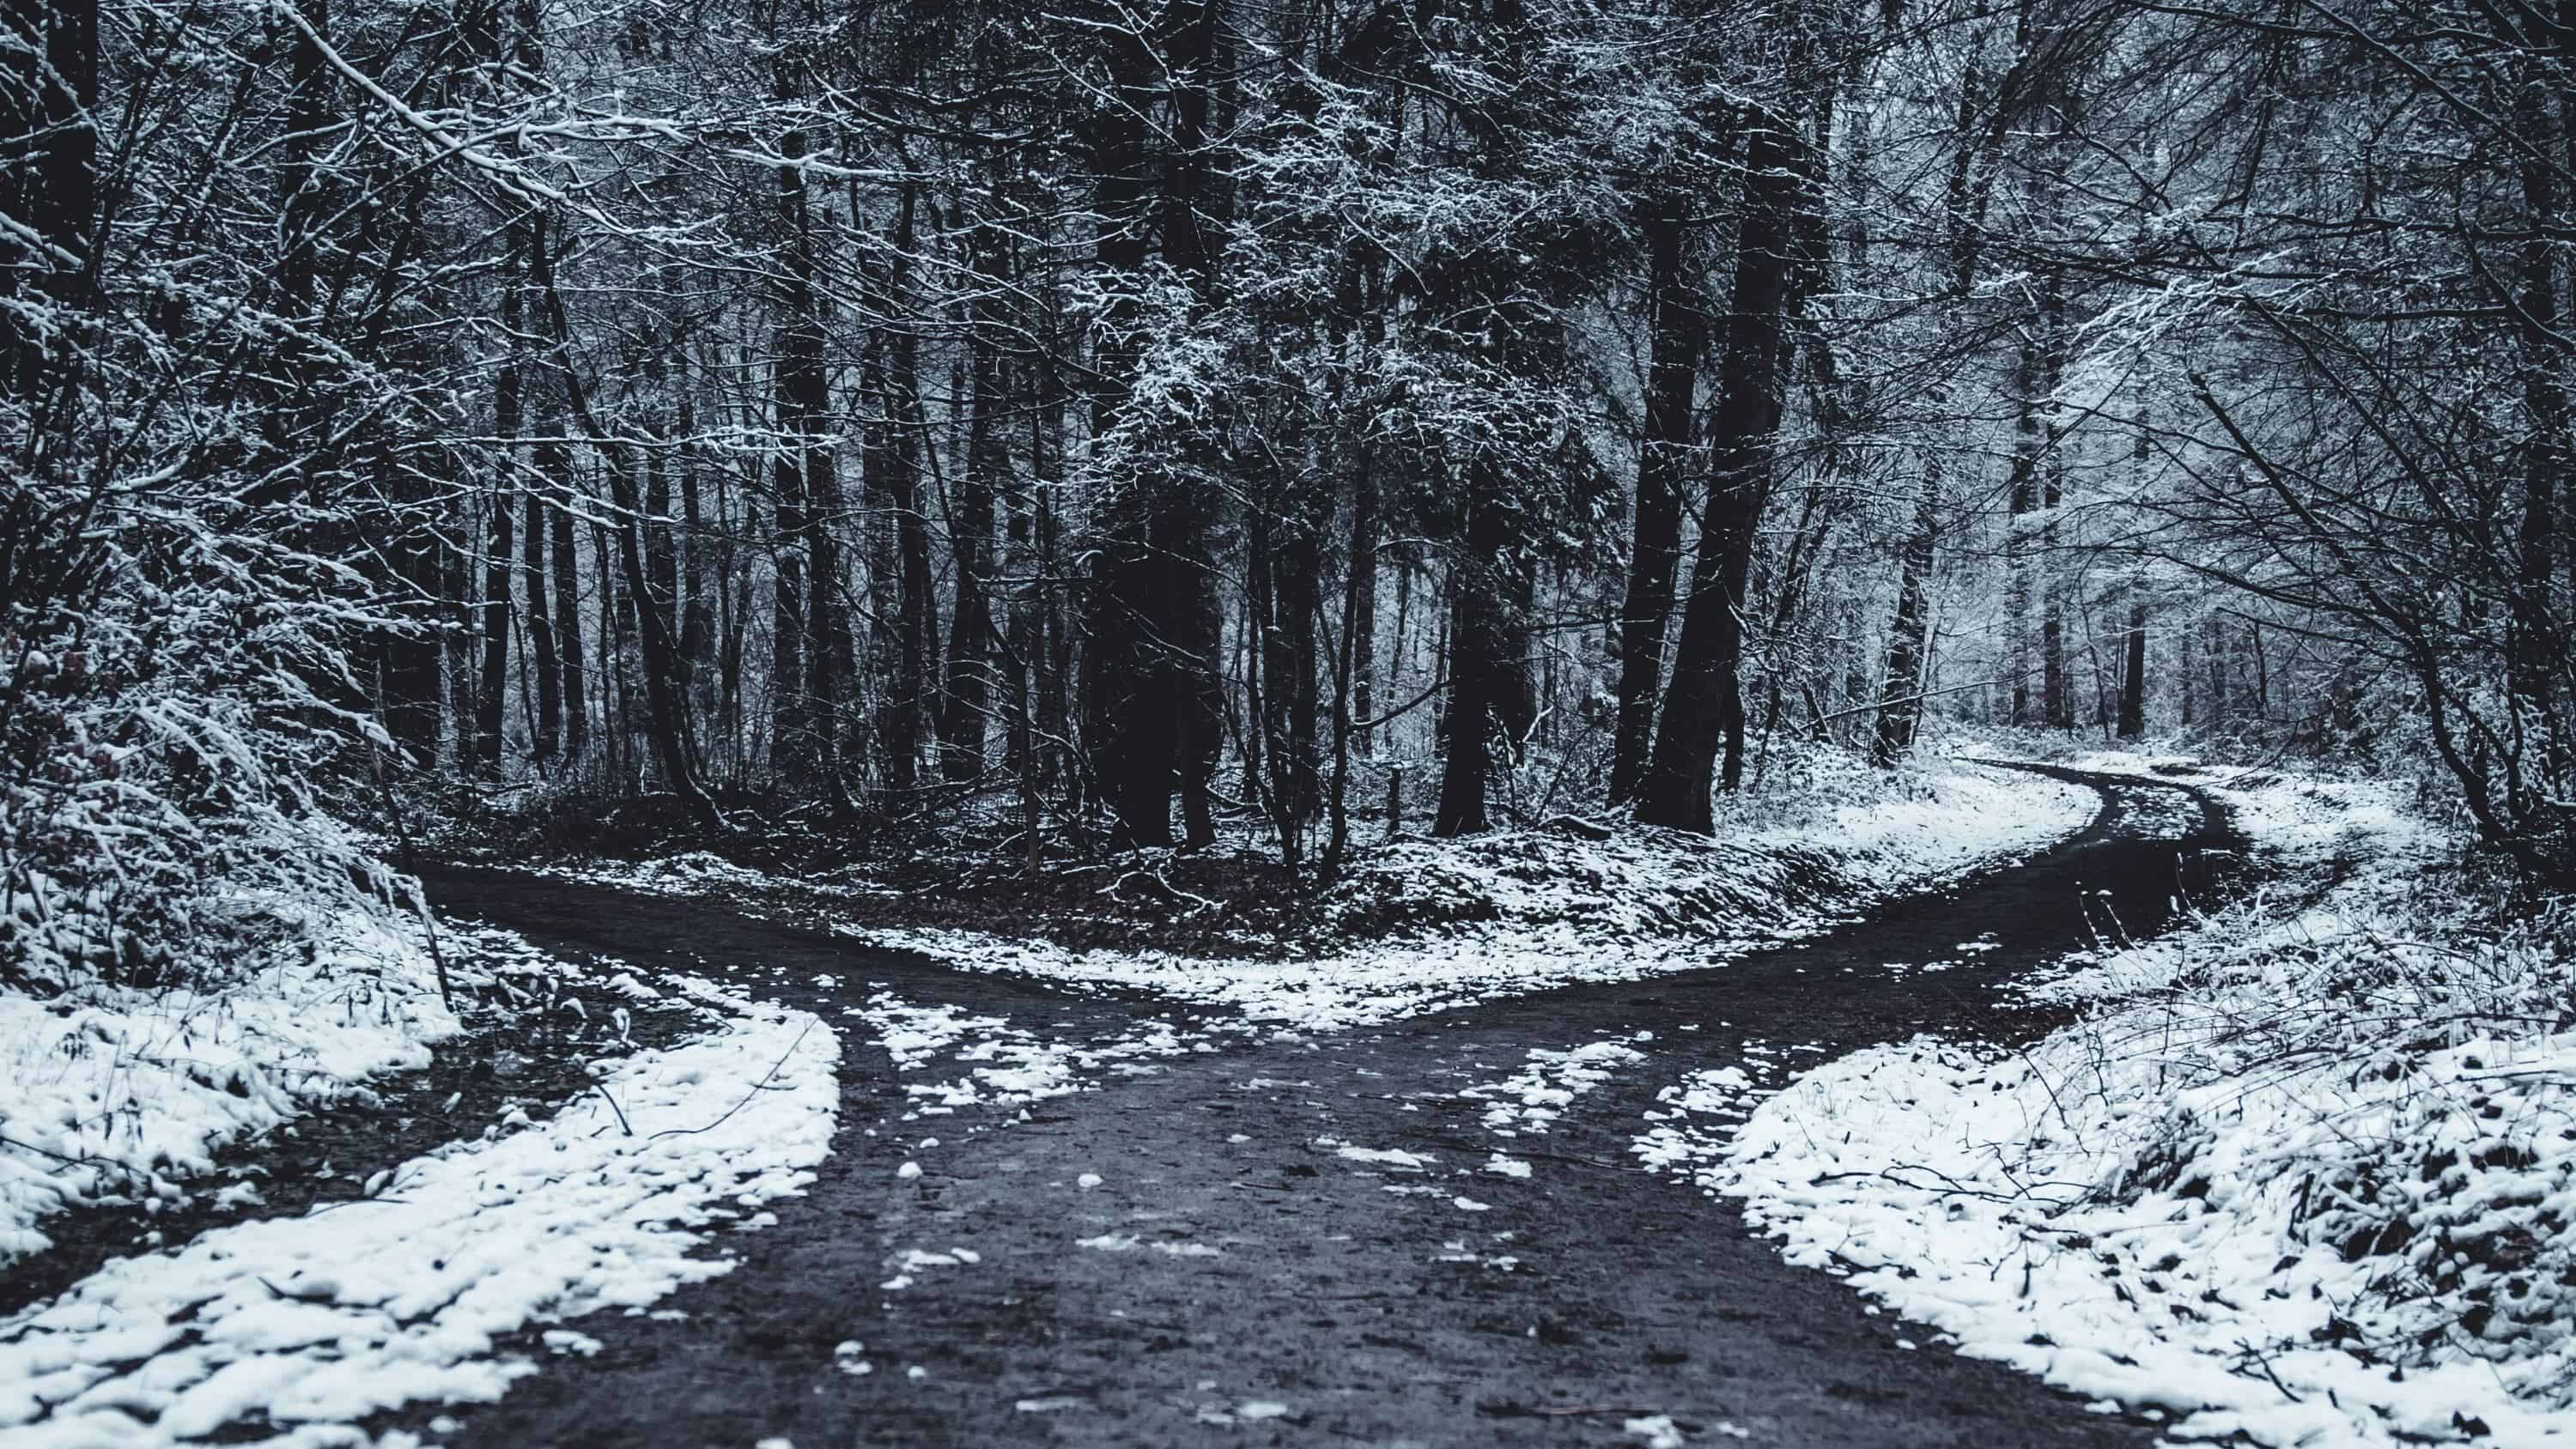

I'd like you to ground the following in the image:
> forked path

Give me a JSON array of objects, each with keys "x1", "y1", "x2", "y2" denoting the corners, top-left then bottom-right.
[{"x1": 415, "y1": 767, "x2": 2232, "y2": 1448}]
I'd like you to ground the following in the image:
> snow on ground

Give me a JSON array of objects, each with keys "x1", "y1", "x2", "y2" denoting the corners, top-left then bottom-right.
[
  {"x1": 0, "y1": 913, "x2": 462, "y2": 1270},
  {"x1": 0, "y1": 973, "x2": 836, "y2": 1446},
  {"x1": 1631, "y1": 1045, "x2": 1796, "y2": 1183},
  {"x1": 819, "y1": 761, "x2": 2095, "y2": 1034},
  {"x1": 1461, "y1": 1035, "x2": 1650, "y2": 1137},
  {"x1": 844, "y1": 989, "x2": 1238, "y2": 1116},
  {"x1": 1670, "y1": 752, "x2": 2576, "y2": 1445}
]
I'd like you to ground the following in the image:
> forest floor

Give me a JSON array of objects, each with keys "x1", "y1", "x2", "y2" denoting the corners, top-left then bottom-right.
[{"x1": 0, "y1": 759, "x2": 2269, "y2": 1448}]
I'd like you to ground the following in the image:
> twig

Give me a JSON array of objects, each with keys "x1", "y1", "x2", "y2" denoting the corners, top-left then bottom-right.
[
  {"x1": 650, "y1": 1022, "x2": 816, "y2": 1140},
  {"x1": 592, "y1": 1084, "x2": 634, "y2": 1137}
]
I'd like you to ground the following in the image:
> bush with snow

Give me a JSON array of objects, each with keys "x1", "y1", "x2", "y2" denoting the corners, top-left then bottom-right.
[{"x1": 0, "y1": 482, "x2": 407, "y2": 997}]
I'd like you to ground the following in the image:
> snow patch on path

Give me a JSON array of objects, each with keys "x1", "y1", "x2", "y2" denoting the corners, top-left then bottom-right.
[
  {"x1": 1462, "y1": 1036, "x2": 1649, "y2": 1137},
  {"x1": 847, "y1": 990, "x2": 1232, "y2": 1114},
  {"x1": 0, "y1": 991, "x2": 836, "y2": 1446}
]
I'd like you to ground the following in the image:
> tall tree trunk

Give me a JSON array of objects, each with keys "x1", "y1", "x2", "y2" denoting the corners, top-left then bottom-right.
[
  {"x1": 1348, "y1": 452, "x2": 1377, "y2": 757},
  {"x1": 942, "y1": 213, "x2": 1005, "y2": 784},
  {"x1": 476, "y1": 488, "x2": 513, "y2": 778},
  {"x1": 2039, "y1": 268, "x2": 2071, "y2": 730},
  {"x1": 1611, "y1": 204, "x2": 1699, "y2": 803},
  {"x1": 1085, "y1": 0, "x2": 1223, "y2": 849},
  {"x1": 2117, "y1": 597, "x2": 2148, "y2": 738},
  {"x1": 871, "y1": 185, "x2": 936, "y2": 796},
  {"x1": 1636, "y1": 110, "x2": 1801, "y2": 831},
  {"x1": 0, "y1": 0, "x2": 96, "y2": 391},
  {"x1": 1433, "y1": 487, "x2": 1513, "y2": 836},
  {"x1": 548, "y1": 452, "x2": 587, "y2": 763},
  {"x1": 525, "y1": 485, "x2": 560, "y2": 761},
  {"x1": 678, "y1": 360, "x2": 714, "y2": 728},
  {"x1": 477, "y1": 224, "x2": 528, "y2": 779},
  {"x1": 2005, "y1": 324, "x2": 2041, "y2": 724},
  {"x1": 2204, "y1": 613, "x2": 2227, "y2": 728},
  {"x1": 1266, "y1": 481, "x2": 1328, "y2": 824}
]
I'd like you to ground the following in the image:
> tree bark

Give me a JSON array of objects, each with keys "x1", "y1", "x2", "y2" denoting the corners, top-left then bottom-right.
[
  {"x1": 1611, "y1": 204, "x2": 1700, "y2": 803},
  {"x1": 941, "y1": 211, "x2": 1006, "y2": 784},
  {"x1": 2117, "y1": 597, "x2": 2148, "y2": 738},
  {"x1": 525, "y1": 484, "x2": 559, "y2": 761},
  {"x1": 2039, "y1": 268, "x2": 2071, "y2": 731}
]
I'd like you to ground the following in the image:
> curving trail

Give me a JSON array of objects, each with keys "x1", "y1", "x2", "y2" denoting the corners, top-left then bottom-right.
[{"x1": 409, "y1": 766, "x2": 2235, "y2": 1448}]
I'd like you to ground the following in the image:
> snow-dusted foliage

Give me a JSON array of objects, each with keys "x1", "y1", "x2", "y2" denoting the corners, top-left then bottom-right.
[
  {"x1": 0, "y1": 584, "x2": 403, "y2": 991},
  {"x1": 3, "y1": 0, "x2": 440, "y2": 993}
]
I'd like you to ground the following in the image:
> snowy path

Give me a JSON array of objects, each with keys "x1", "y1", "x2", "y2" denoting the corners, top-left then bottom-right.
[
  {"x1": 0, "y1": 767, "x2": 2217, "y2": 1447},
  {"x1": 353, "y1": 767, "x2": 2233, "y2": 1448}
]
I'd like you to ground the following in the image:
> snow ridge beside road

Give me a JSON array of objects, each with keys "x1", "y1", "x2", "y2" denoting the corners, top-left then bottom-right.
[
  {"x1": 0, "y1": 974, "x2": 837, "y2": 1448},
  {"x1": 0, "y1": 913, "x2": 463, "y2": 1271}
]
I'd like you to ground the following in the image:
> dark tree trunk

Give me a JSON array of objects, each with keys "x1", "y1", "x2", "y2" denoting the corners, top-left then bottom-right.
[
  {"x1": 1434, "y1": 488, "x2": 1514, "y2": 836},
  {"x1": 443, "y1": 542, "x2": 477, "y2": 769},
  {"x1": 678, "y1": 364, "x2": 714, "y2": 724},
  {"x1": 477, "y1": 223, "x2": 527, "y2": 779},
  {"x1": 525, "y1": 486, "x2": 560, "y2": 761},
  {"x1": 1610, "y1": 205, "x2": 1700, "y2": 803},
  {"x1": 2117, "y1": 598, "x2": 2148, "y2": 738},
  {"x1": 476, "y1": 490, "x2": 512, "y2": 778},
  {"x1": 2204, "y1": 613, "x2": 2227, "y2": 727},
  {"x1": 769, "y1": 450, "x2": 808, "y2": 779},
  {"x1": 1636, "y1": 111, "x2": 1801, "y2": 831},
  {"x1": 872, "y1": 185, "x2": 937, "y2": 796},
  {"x1": 807, "y1": 440, "x2": 856, "y2": 801},
  {"x1": 0, "y1": 0, "x2": 96, "y2": 391},
  {"x1": 1348, "y1": 452, "x2": 1377, "y2": 756},
  {"x1": 2039, "y1": 269, "x2": 2071, "y2": 731},
  {"x1": 941, "y1": 216, "x2": 1006, "y2": 784},
  {"x1": 765, "y1": 94, "x2": 835, "y2": 787},
  {"x1": 549, "y1": 452, "x2": 587, "y2": 762},
  {"x1": 1264, "y1": 482, "x2": 1328, "y2": 824},
  {"x1": 1085, "y1": 0, "x2": 1223, "y2": 850}
]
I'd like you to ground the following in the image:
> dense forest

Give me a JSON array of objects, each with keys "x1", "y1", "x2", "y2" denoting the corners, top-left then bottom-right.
[
  {"x1": 16, "y1": 4, "x2": 2576, "y2": 1443},
  {"x1": 9, "y1": 0, "x2": 2576, "y2": 983}
]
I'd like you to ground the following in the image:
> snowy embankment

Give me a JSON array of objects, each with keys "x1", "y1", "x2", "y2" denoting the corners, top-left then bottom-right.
[
  {"x1": 835, "y1": 760, "x2": 2094, "y2": 1033},
  {"x1": 0, "y1": 930, "x2": 838, "y2": 1446},
  {"x1": 0, "y1": 914, "x2": 463, "y2": 1270},
  {"x1": 1683, "y1": 756, "x2": 2576, "y2": 1445}
]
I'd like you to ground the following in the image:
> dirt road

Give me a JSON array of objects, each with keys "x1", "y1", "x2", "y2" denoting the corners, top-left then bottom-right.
[{"x1": 410, "y1": 766, "x2": 2231, "y2": 1448}]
